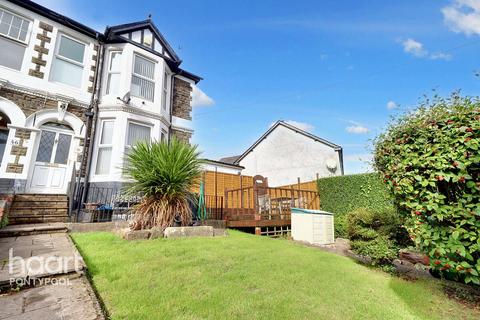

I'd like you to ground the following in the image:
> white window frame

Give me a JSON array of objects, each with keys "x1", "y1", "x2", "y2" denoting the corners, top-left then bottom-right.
[
  {"x1": 0, "y1": 7, "x2": 31, "y2": 44},
  {"x1": 95, "y1": 119, "x2": 114, "y2": 175},
  {"x1": 106, "y1": 50, "x2": 122, "y2": 95},
  {"x1": 161, "y1": 129, "x2": 167, "y2": 143},
  {"x1": 131, "y1": 53, "x2": 155, "y2": 101},
  {"x1": 50, "y1": 33, "x2": 86, "y2": 88},
  {"x1": 162, "y1": 71, "x2": 168, "y2": 110},
  {"x1": 125, "y1": 121, "x2": 152, "y2": 148}
]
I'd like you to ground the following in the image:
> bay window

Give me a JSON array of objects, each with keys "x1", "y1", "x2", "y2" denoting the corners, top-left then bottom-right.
[
  {"x1": 106, "y1": 51, "x2": 122, "y2": 95},
  {"x1": 50, "y1": 34, "x2": 86, "y2": 88},
  {"x1": 0, "y1": 8, "x2": 30, "y2": 70},
  {"x1": 161, "y1": 71, "x2": 168, "y2": 110},
  {"x1": 95, "y1": 120, "x2": 114, "y2": 175},
  {"x1": 127, "y1": 122, "x2": 151, "y2": 147},
  {"x1": 131, "y1": 54, "x2": 155, "y2": 101}
]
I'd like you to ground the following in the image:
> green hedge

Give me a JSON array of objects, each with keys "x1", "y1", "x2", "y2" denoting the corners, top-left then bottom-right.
[{"x1": 317, "y1": 173, "x2": 394, "y2": 237}]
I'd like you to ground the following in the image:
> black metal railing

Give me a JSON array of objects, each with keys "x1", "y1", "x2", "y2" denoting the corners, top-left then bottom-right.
[{"x1": 71, "y1": 184, "x2": 225, "y2": 223}]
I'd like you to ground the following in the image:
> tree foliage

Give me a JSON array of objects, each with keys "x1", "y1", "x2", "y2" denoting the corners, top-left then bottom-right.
[{"x1": 373, "y1": 93, "x2": 480, "y2": 285}]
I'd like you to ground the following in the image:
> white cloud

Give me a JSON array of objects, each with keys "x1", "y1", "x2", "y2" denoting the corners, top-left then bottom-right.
[
  {"x1": 344, "y1": 153, "x2": 373, "y2": 163},
  {"x1": 400, "y1": 38, "x2": 452, "y2": 60},
  {"x1": 191, "y1": 86, "x2": 215, "y2": 107},
  {"x1": 275, "y1": 120, "x2": 315, "y2": 132},
  {"x1": 320, "y1": 53, "x2": 328, "y2": 60},
  {"x1": 402, "y1": 38, "x2": 427, "y2": 57},
  {"x1": 442, "y1": 0, "x2": 480, "y2": 35},
  {"x1": 429, "y1": 52, "x2": 453, "y2": 60},
  {"x1": 386, "y1": 100, "x2": 398, "y2": 110},
  {"x1": 344, "y1": 153, "x2": 374, "y2": 174},
  {"x1": 345, "y1": 125, "x2": 370, "y2": 134}
]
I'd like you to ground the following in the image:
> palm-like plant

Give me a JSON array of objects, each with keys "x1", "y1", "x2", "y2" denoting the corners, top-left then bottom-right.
[{"x1": 124, "y1": 138, "x2": 203, "y2": 230}]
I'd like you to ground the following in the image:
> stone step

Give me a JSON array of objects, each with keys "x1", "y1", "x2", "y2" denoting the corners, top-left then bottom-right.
[
  {"x1": 9, "y1": 215, "x2": 69, "y2": 225},
  {"x1": 9, "y1": 208, "x2": 68, "y2": 216},
  {"x1": 8, "y1": 194, "x2": 69, "y2": 225},
  {"x1": 11, "y1": 201, "x2": 68, "y2": 208},
  {"x1": 13, "y1": 194, "x2": 68, "y2": 202},
  {"x1": 0, "y1": 223, "x2": 68, "y2": 237}
]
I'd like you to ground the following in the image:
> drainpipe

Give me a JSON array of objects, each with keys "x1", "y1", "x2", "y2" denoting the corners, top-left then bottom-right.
[
  {"x1": 337, "y1": 147, "x2": 344, "y2": 176},
  {"x1": 75, "y1": 35, "x2": 105, "y2": 216}
]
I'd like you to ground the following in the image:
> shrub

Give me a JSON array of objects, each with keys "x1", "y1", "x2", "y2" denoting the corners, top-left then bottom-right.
[
  {"x1": 373, "y1": 93, "x2": 480, "y2": 285},
  {"x1": 124, "y1": 139, "x2": 203, "y2": 230},
  {"x1": 350, "y1": 237, "x2": 398, "y2": 266},
  {"x1": 317, "y1": 173, "x2": 394, "y2": 237},
  {"x1": 346, "y1": 207, "x2": 410, "y2": 265}
]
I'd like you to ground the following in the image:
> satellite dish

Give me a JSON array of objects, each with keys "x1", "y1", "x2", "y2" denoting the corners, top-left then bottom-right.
[
  {"x1": 326, "y1": 158, "x2": 337, "y2": 171},
  {"x1": 117, "y1": 92, "x2": 131, "y2": 105}
]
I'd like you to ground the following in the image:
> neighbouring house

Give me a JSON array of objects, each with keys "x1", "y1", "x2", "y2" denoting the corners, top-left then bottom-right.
[
  {"x1": 0, "y1": 0, "x2": 200, "y2": 220},
  {"x1": 202, "y1": 159, "x2": 243, "y2": 175},
  {"x1": 220, "y1": 120, "x2": 344, "y2": 186}
]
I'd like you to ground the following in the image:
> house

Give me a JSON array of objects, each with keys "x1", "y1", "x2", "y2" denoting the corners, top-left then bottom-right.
[
  {"x1": 220, "y1": 121, "x2": 344, "y2": 186},
  {"x1": 0, "y1": 0, "x2": 200, "y2": 213}
]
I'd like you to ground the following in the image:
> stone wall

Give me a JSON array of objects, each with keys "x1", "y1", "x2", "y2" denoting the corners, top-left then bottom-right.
[
  {"x1": 28, "y1": 21, "x2": 53, "y2": 79},
  {"x1": 172, "y1": 78, "x2": 192, "y2": 120},
  {"x1": 0, "y1": 88, "x2": 92, "y2": 177},
  {"x1": 171, "y1": 129, "x2": 192, "y2": 144}
]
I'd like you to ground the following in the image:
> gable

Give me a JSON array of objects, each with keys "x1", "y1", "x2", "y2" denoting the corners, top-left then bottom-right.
[
  {"x1": 233, "y1": 121, "x2": 341, "y2": 164},
  {"x1": 106, "y1": 20, "x2": 179, "y2": 62},
  {"x1": 117, "y1": 27, "x2": 171, "y2": 58}
]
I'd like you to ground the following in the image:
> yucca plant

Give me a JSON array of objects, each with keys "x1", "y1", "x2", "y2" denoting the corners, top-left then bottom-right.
[{"x1": 124, "y1": 138, "x2": 203, "y2": 230}]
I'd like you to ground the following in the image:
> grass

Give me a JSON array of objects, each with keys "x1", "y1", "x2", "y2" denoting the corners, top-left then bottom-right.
[{"x1": 72, "y1": 230, "x2": 480, "y2": 320}]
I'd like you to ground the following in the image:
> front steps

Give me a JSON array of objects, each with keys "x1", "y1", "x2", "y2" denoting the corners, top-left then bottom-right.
[{"x1": 8, "y1": 194, "x2": 69, "y2": 225}]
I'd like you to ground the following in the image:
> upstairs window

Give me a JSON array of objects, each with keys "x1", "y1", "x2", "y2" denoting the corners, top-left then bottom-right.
[
  {"x1": 131, "y1": 54, "x2": 155, "y2": 102},
  {"x1": 0, "y1": 8, "x2": 30, "y2": 42},
  {"x1": 106, "y1": 51, "x2": 122, "y2": 95},
  {"x1": 50, "y1": 35, "x2": 86, "y2": 88},
  {"x1": 0, "y1": 8, "x2": 30, "y2": 70},
  {"x1": 161, "y1": 71, "x2": 168, "y2": 110}
]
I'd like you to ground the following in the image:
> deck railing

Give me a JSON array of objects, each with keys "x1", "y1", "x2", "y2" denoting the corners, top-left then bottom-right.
[{"x1": 224, "y1": 185, "x2": 320, "y2": 221}]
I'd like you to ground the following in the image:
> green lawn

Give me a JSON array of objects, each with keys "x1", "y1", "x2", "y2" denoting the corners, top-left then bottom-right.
[{"x1": 72, "y1": 230, "x2": 479, "y2": 320}]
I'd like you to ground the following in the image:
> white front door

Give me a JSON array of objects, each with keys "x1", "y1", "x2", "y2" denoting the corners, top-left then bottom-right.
[{"x1": 28, "y1": 126, "x2": 74, "y2": 194}]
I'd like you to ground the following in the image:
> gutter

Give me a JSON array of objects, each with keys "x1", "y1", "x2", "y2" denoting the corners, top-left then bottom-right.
[{"x1": 75, "y1": 35, "x2": 105, "y2": 215}]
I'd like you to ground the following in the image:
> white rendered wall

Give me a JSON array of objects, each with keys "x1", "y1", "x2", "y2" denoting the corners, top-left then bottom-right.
[{"x1": 238, "y1": 125, "x2": 341, "y2": 186}]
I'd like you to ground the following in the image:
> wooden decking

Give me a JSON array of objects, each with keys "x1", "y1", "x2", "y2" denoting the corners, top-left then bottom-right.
[{"x1": 219, "y1": 175, "x2": 320, "y2": 231}]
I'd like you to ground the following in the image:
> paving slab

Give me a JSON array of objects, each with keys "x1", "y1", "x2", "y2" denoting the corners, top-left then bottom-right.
[
  {"x1": 0, "y1": 234, "x2": 85, "y2": 286},
  {"x1": 0, "y1": 276, "x2": 104, "y2": 320}
]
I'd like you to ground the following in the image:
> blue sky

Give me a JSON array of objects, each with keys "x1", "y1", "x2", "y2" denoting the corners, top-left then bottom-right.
[{"x1": 39, "y1": 0, "x2": 480, "y2": 173}]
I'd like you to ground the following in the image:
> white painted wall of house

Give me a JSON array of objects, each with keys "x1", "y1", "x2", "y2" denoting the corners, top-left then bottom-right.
[
  {"x1": 238, "y1": 125, "x2": 342, "y2": 186},
  {"x1": 0, "y1": 0, "x2": 97, "y2": 104}
]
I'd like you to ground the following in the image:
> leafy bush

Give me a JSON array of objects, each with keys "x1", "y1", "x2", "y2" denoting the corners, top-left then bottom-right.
[
  {"x1": 346, "y1": 207, "x2": 410, "y2": 265},
  {"x1": 317, "y1": 173, "x2": 394, "y2": 237},
  {"x1": 350, "y1": 237, "x2": 398, "y2": 266},
  {"x1": 373, "y1": 93, "x2": 480, "y2": 285}
]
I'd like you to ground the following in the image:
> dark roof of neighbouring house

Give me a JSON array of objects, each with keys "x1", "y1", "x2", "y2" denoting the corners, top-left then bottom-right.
[
  {"x1": 232, "y1": 120, "x2": 343, "y2": 164},
  {"x1": 203, "y1": 159, "x2": 244, "y2": 169},
  {"x1": 218, "y1": 155, "x2": 241, "y2": 165},
  {"x1": 7, "y1": 0, "x2": 202, "y2": 83}
]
